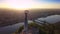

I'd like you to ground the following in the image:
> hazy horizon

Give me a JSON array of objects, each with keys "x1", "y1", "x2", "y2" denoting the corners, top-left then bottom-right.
[{"x1": 0, "y1": 0, "x2": 60, "y2": 10}]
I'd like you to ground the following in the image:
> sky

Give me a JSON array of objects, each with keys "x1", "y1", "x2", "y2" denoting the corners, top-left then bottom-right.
[{"x1": 0, "y1": 0, "x2": 60, "y2": 10}]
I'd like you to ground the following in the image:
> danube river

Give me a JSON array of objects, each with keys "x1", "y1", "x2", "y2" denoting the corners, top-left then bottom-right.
[{"x1": 0, "y1": 20, "x2": 32, "y2": 34}]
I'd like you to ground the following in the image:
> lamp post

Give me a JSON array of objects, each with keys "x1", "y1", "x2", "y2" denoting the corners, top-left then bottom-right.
[{"x1": 24, "y1": 10, "x2": 29, "y2": 34}]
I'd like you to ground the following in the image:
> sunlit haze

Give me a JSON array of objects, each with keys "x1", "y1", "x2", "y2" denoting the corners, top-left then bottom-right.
[{"x1": 0, "y1": 0, "x2": 60, "y2": 10}]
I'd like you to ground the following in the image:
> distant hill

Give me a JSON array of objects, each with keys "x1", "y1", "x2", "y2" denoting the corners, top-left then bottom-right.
[{"x1": 0, "y1": 8, "x2": 60, "y2": 27}]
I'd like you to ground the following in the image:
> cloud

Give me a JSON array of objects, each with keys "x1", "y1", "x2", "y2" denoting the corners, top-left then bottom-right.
[
  {"x1": 0, "y1": 0, "x2": 4, "y2": 1},
  {"x1": 36, "y1": 0, "x2": 60, "y2": 3},
  {"x1": 0, "y1": 0, "x2": 5, "y2": 3}
]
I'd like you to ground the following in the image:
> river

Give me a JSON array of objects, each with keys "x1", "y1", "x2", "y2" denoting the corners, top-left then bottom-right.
[{"x1": 0, "y1": 20, "x2": 32, "y2": 34}]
